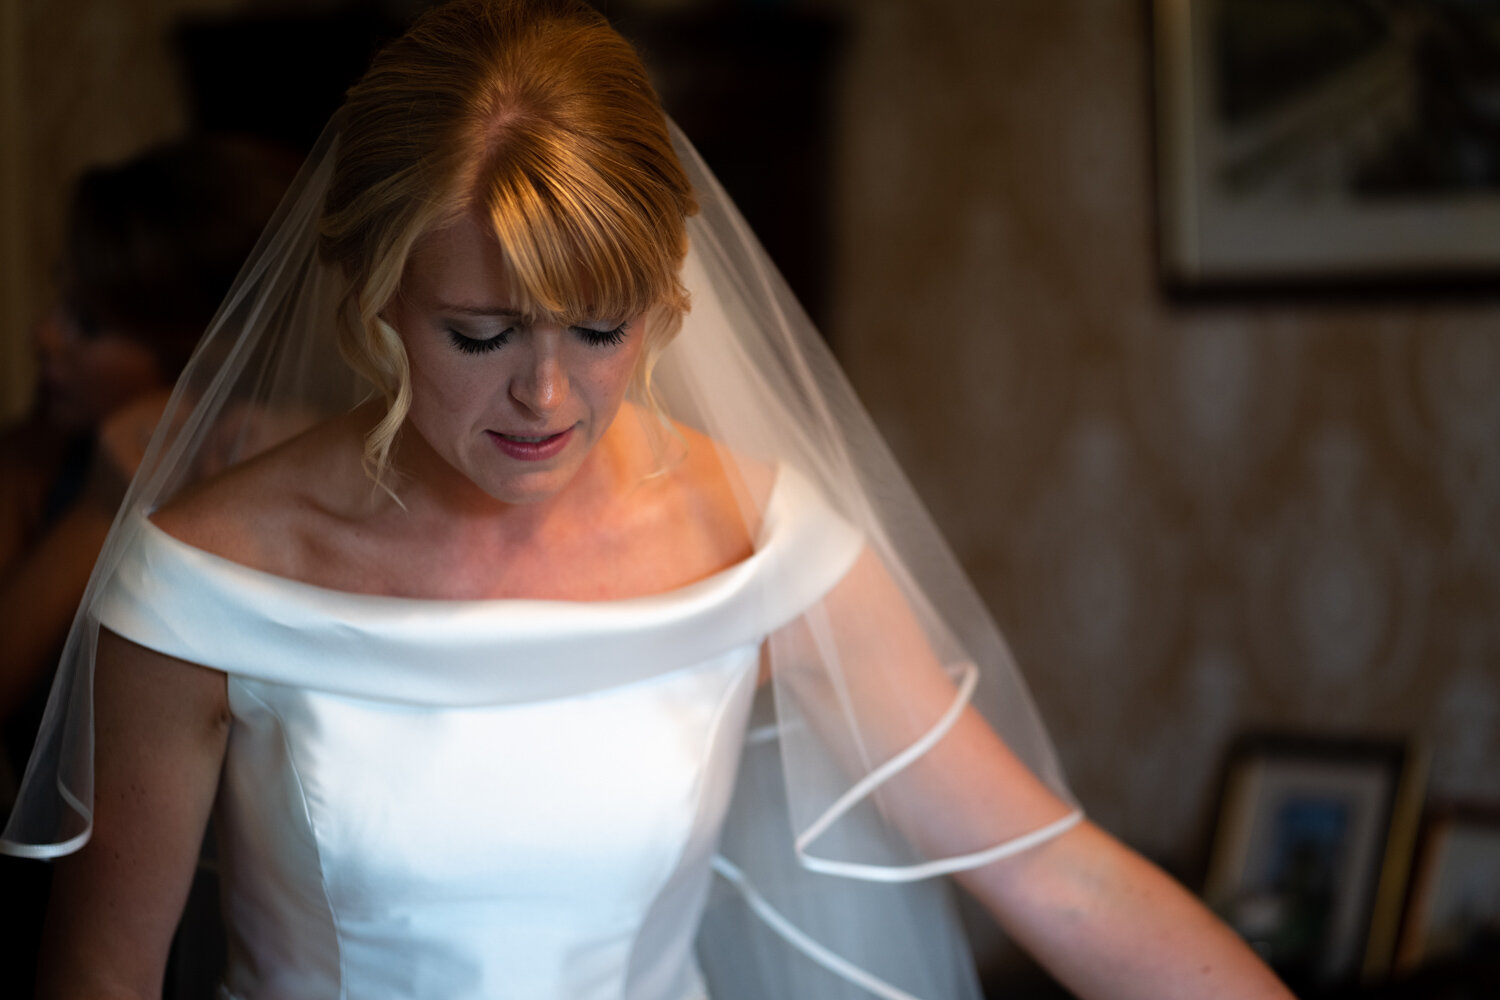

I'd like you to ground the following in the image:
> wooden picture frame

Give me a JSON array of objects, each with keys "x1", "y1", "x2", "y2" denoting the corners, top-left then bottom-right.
[
  {"x1": 1152, "y1": 0, "x2": 1500, "y2": 289},
  {"x1": 1203, "y1": 734, "x2": 1424, "y2": 989},
  {"x1": 1394, "y1": 804, "x2": 1500, "y2": 973}
]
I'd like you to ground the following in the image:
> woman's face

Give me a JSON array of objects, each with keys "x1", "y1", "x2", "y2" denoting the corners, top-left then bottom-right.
[
  {"x1": 33, "y1": 301, "x2": 165, "y2": 433},
  {"x1": 385, "y1": 211, "x2": 646, "y2": 506}
]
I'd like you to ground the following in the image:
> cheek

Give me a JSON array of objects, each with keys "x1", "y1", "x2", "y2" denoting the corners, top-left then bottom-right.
[
  {"x1": 408, "y1": 360, "x2": 488, "y2": 424},
  {"x1": 595, "y1": 343, "x2": 648, "y2": 403}
]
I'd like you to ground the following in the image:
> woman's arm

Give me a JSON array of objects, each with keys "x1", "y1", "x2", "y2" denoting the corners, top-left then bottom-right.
[
  {"x1": 965, "y1": 818, "x2": 1291, "y2": 1000},
  {"x1": 779, "y1": 547, "x2": 1292, "y2": 999},
  {"x1": 0, "y1": 396, "x2": 162, "y2": 725},
  {"x1": 0, "y1": 502, "x2": 114, "y2": 722},
  {"x1": 37, "y1": 628, "x2": 229, "y2": 1000},
  {"x1": 855, "y1": 697, "x2": 1292, "y2": 999}
]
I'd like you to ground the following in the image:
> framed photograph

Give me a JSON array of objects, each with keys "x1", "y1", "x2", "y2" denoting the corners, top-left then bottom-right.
[
  {"x1": 1203, "y1": 734, "x2": 1424, "y2": 989},
  {"x1": 1152, "y1": 0, "x2": 1500, "y2": 287},
  {"x1": 1395, "y1": 804, "x2": 1500, "y2": 972}
]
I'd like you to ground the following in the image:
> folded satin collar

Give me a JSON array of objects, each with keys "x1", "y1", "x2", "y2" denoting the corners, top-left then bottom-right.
[{"x1": 95, "y1": 464, "x2": 863, "y2": 707}]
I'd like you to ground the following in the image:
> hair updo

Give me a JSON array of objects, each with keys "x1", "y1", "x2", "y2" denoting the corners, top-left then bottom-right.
[{"x1": 318, "y1": 0, "x2": 697, "y2": 486}]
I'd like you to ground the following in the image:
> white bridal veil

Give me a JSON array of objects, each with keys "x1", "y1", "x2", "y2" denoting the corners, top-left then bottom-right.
[{"x1": 1, "y1": 115, "x2": 1082, "y2": 998}]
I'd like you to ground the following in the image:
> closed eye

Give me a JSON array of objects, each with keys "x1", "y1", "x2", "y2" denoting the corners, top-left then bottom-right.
[
  {"x1": 573, "y1": 322, "x2": 628, "y2": 348},
  {"x1": 447, "y1": 328, "x2": 513, "y2": 354}
]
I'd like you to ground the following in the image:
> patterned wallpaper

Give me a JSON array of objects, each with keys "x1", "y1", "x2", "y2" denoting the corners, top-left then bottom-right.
[{"x1": 831, "y1": 0, "x2": 1500, "y2": 867}]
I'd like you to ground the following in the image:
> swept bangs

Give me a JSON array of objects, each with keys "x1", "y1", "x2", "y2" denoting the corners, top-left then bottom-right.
[{"x1": 474, "y1": 119, "x2": 689, "y2": 327}]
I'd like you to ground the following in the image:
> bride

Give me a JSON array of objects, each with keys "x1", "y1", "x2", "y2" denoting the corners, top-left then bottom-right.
[{"x1": 7, "y1": 1, "x2": 1293, "y2": 998}]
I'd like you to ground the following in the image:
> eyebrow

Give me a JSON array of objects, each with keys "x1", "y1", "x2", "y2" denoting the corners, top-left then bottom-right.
[{"x1": 433, "y1": 301, "x2": 528, "y2": 319}]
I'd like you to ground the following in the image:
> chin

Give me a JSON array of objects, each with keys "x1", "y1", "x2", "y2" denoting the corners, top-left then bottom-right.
[{"x1": 474, "y1": 465, "x2": 576, "y2": 506}]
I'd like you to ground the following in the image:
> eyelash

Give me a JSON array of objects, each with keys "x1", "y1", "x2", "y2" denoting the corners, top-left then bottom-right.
[
  {"x1": 445, "y1": 323, "x2": 628, "y2": 355},
  {"x1": 447, "y1": 329, "x2": 511, "y2": 355},
  {"x1": 577, "y1": 323, "x2": 629, "y2": 348}
]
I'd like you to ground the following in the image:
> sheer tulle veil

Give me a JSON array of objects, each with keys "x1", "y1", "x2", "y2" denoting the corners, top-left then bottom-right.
[{"x1": 1, "y1": 111, "x2": 1082, "y2": 997}]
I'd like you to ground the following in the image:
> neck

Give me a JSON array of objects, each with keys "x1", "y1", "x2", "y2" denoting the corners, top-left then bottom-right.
[{"x1": 378, "y1": 405, "x2": 657, "y2": 545}]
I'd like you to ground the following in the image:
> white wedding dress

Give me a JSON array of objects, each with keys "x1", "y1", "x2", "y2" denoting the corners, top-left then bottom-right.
[{"x1": 94, "y1": 465, "x2": 862, "y2": 1000}]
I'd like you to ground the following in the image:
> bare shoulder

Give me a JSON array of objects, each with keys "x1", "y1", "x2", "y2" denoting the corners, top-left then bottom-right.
[
  {"x1": 659, "y1": 419, "x2": 778, "y2": 541},
  {"x1": 150, "y1": 410, "x2": 369, "y2": 573}
]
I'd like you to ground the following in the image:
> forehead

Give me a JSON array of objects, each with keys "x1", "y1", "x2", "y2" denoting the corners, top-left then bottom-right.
[
  {"x1": 404, "y1": 210, "x2": 516, "y2": 305},
  {"x1": 402, "y1": 208, "x2": 612, "y2": 324}
]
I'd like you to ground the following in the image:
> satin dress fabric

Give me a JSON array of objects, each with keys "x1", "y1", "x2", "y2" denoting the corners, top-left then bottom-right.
[{"x1": 94, "y1": 466, "x2": 862, "y2": 1000}]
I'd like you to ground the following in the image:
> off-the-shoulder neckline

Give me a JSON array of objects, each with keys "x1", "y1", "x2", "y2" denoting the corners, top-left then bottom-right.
[
  {"x1": 135, "y1": 464, "x2": 793, "y2": 610},
  {"x1": 98, "y1": 462, "x2": 866, "y2": 704}
]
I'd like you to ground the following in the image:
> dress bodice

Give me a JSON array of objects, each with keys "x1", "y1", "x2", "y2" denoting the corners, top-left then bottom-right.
[{"x1": 94, "y1": 467, "x2": 862, "y2": 1000}]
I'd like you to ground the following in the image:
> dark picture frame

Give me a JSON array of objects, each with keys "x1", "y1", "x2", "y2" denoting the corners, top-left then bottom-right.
[
  {"x1": 1152, "y1": 0, "x2": 1500, "y2": 289},
  {"x1": 1202, "y1": 734, "x2": 1424, "y2": 989},
  {"x1": 1394, "y1": 803, "x2": 1500, "y2": 973}
]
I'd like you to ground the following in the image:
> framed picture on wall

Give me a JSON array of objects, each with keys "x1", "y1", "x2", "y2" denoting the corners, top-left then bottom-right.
[
  {"x1": 1394, "y1": 804, "x2": 1500, "y2": 973},
  {"x1": 1203, "y1": 734, "x2": 1424, "y2": 989},
  {"x1": 1152, "y1": 0, "x2": 1500, "y2": 287}
]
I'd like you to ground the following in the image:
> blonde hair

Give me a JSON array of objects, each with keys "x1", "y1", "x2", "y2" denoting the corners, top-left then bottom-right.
[{"x1": 319, "y1": 0, "x2": 696, "y2": 488}]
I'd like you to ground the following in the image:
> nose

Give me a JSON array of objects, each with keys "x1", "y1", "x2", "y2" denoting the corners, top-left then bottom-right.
[{"x1": 509, "y1": 334, "x2": 567, "y2": 417}]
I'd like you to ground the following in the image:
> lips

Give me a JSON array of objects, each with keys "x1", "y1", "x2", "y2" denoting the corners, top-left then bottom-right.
[{"x1": 486, "y1": 426, "x2": 574, "y2": 461}]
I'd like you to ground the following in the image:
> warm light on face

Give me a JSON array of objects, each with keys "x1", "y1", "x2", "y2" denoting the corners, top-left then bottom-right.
[{"x1": 384, "y1": 210, "x2": 646, "y2": 506}]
